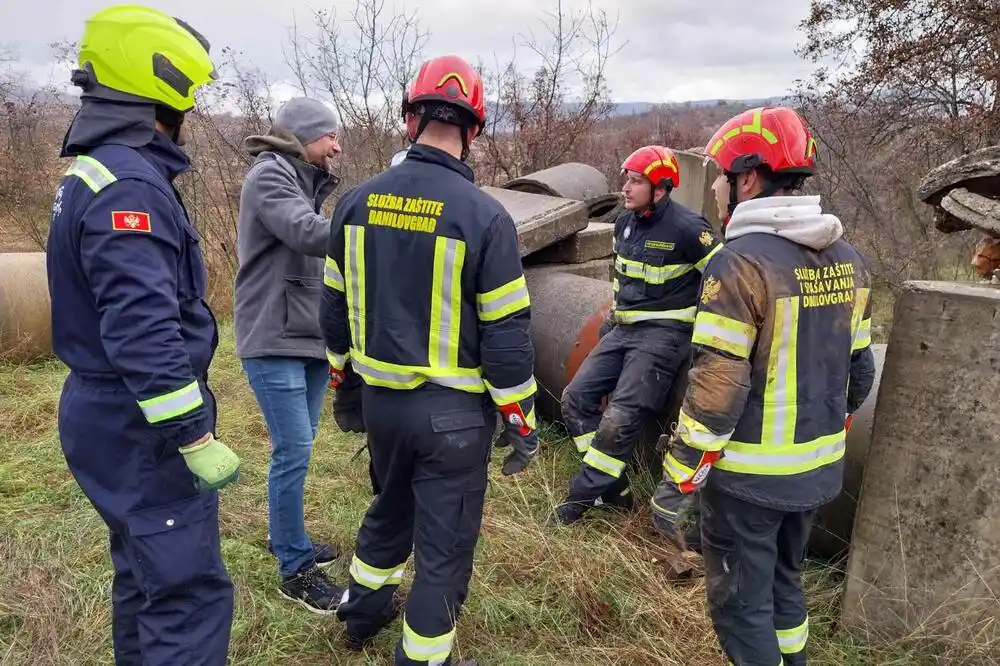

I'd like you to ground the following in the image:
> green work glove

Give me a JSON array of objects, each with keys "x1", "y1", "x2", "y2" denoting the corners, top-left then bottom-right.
[{"x1": 180, "y1": 434, "x2": 241, "y2": 491}]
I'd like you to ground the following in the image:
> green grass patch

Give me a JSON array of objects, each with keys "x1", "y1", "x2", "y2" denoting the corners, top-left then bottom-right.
[{"x1": 0, "y1": 322, "x2": 968, "y2": 664}]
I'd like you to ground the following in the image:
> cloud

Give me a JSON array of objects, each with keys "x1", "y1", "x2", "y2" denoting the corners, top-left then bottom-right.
[{"x1": 4, "y1": 0, "x2": 822, "y2": 103}]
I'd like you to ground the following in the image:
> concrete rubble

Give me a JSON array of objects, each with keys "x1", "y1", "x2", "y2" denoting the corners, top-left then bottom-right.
[{"x1": 840, "y1": 281, "x2": 1000, "y2": 648}]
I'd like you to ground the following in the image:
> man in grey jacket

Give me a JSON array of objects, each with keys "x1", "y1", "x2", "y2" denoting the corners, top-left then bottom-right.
[{"x1": 234, "y1": 96, "x2": 345, "y2": 615}]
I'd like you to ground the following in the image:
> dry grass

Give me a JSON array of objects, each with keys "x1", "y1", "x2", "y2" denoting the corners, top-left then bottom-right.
[{"x1": 0, "y1": 321, "x2": 971, "y2": 665}]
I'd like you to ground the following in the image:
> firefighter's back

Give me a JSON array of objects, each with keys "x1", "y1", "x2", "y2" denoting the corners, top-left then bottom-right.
[
  {"x1": 708, "y1": 230, "x2": 873, "y2": 512},
  {"x1": 331, "y1": 144, "x2": 516, "y2": 391}
]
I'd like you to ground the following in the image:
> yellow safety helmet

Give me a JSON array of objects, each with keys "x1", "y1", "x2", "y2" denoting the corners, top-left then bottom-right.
[{"x1": 71, "y1": 4, "x2": 217, "y2": 113}]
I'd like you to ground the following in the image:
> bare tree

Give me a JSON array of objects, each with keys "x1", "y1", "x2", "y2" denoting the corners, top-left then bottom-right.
[
  {"x1": 479, "y1": 0, "x2": 622, "y2": 183},
  {"x1": 283, "y1": 0, "x2": 428, "y2": 184}
]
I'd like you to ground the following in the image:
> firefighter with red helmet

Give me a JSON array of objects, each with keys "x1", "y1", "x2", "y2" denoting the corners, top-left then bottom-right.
[
  {"x1": 554, "y1": 145, "x2": 722, "y2": 525},
  {"x1": 650, "y1": 106, "x2": 876, "y2": 665},
  {"x1": 321, "y1": 54, "x2": 535, "y2": 666}
]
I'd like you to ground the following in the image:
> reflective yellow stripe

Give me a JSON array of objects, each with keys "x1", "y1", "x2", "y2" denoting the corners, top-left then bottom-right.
[
  {"x1": 716, "y1": 431, "x2": 845, "y2": 475},
  {"x1": 710, "y1": 108, "x2": 780, "y2": 156},
  {"x1": 582, "y1": 447, "x2": 625, "y2": 478},
  {"x1": 484, "y1": 375, "x2": 536, "y2": 405},
  {"x1": 349, "y1": 554, "x2": 405, "y2": 591},
  {"x1": 692, "y1": 311, "x2": 756, "y2": 359},
  {"x1": 761, "y1": 296, "x2": 799, "y2": 446},
  {"x1": 349, "y1": 348, "x2": 485, "y2": 393},
  {"x1": 663, "y1": 452, "x2": 695, "y2": 484},
  {"x1": 326, "y1": 348, "x2": 348, "y2": 372},
  {"x1": 678, "y1": 409, "x2": 732, "y2": 451},
  {"x1": 66, "y1": 155, "x2": 117, "y2": 193},
  {"x1": 777, "y1": 617, "x2": 809, "y2": 654},
  {"x1": 851, "y1": 287, "x2": 871, "y2": 351},
  {"x1": 525, "y1": 406, "x2": 536, "y2": 429},
  {"x1": 429, "y1": 236, "x2": 465, "y2": 368},
  {"x1": 324, "y1": 256, "x2": 345, "y2": 292},
  {"x1": 574, "y1": 431, "x2": 595, "y2": 453},
  {"x1": 694, "y1": 243, "x2": 722, "y2": 271},
  {"x1": 615, "y1": 255, "x2": 694, "y2": 284},
  {"x1": 344, "y1": 225, "x2": 367, "y2": 353},
  {"x1": 137, "y1": 380, "x2": 203, "y2": 423},
  {"x1": 477, "y1": 274, "x2": 530, "y2": 321},
  {"x1": 402, "y1": 617, "x2": 455, "y2": 664},
  {"x1": 615, "y1": 306, "x2": 696, "y2": 324}
]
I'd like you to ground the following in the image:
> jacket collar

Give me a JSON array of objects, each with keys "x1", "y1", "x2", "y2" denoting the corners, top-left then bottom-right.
[
  {"x1": 134, "y1": 130, "x2": 192, "y2": 183},
  {"x1": 405, "y1": 143, "x2": 475, "y2": 183}
]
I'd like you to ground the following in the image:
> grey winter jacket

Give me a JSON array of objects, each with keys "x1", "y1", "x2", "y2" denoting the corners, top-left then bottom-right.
[{"x1": 233, "y1": 129, "x2": 340, "y2": 360}]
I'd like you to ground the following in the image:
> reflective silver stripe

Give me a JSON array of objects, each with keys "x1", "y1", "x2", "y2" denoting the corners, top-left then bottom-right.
[
  {"x1": 694, "y1": 244, "x2": 722, "y2": 271},
  {"x1": 722, "y1": 437, "x2": 846, "y2": 468},
  {"x1": 486, "y1": 375, "x2": 536, "y2": 404},
  {"x1": 349, "y1": 554, "x2": 405, "y2": 590},
  {"x1": 351, "y1": 356, "x2": 484, "y2": 391},
  {"x1": 402, "y1": 619, "x2": 455, "y2": 665},
  {"x1": 663, "y1": 453, "x2": 694, "y2": 482},
  {"x1": 324, "y1": 256, "x2": 344, "y2": 291},
  {"x1": 137, "y1": 381, "x2": 203, "y2": 423},
  {"x1": 478, "y1": 281, "x2": 529, "y2": 318},
  {"x1": 762, "y1": 296, "x2": 799, "y2": 444},
  {"x1": 583, "y1": 447, "x2": 625, "y2": 478},
  {"x1": 346, "y1": 225, "x2": 365, "y2": 352},
  {"x1": 326, "y1": 348, "x2": 347, "y2": 371},
  {"x1": 615, "y1": 256, "x2": 693, "y2": 283},
  {"x1": 66, "y1": 155, "x2": 118, "y2": 193},
  {"x1": 574, "y1": 432, "x2": 595, "y2": 453},
  {"x1": 614, "y1": 307, "x2": 696, "y2": 324},
  {"x1": 693, "y1": 320, "x2": 753, "y2": 357},
  {"x1": 431, "y1": 237, "x2": 462, "y2": 367}
]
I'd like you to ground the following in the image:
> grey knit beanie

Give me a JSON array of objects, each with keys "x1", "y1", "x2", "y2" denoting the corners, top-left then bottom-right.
[{"x1": 273, "y1": 97, "x2": 339, "y2": 146}]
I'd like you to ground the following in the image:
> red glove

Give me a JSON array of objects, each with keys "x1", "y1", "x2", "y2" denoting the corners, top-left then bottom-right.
[
  {"x1": 498, "y1": 402, "x2": 532, "y2": 437},
  {"x1": 845, "y1": 413, "x2": 854, "y2": 432},
  {"x1": 328, "y1": 365, "x2": 344, "y2": 389}
]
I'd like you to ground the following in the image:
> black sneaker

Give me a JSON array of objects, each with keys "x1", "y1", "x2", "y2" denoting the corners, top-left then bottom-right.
[
  {"x1": 266, "y1": 537, "x2": 341, "y2": 568},
  {"x1": 343, "y1": 591, "x2": 406, "y2": 651},
  {"x1": 553, "y1": 500, "x2": 590, "y2": 525},
  {"x1": 278, "y1": 564, "x2": 345, "y2": 616}
]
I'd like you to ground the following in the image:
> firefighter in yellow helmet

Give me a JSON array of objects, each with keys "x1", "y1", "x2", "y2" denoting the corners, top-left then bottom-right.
[
  {"x1": 650, "y1": 106, "x2": 876, "y2": 665},
  {"x1": 47, "y1": 6, "x2": 237, "y2": 664}
]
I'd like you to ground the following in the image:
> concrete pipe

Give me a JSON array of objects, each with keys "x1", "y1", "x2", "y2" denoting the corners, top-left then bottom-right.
[
  {"x1": 522, "y1": 270, "x2": 688, "y2": 472},
  {"x1": 0, "y1": 252, "x2": 52, "y2": 363},
  {"x1": 503, "y1": 162, "x2": 610, "y2": 202},
  {"x1": 808, "y1": 343, "x2": 887, "y2": 560}
]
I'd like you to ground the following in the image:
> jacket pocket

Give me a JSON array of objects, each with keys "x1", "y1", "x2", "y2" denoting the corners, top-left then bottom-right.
[
  {"x1": 125, "y1": 494, "x2": 223, "y2": 597},
  {"x1": 178, "y1": 223, "x2": 208, "y2": 299},
  {"x1": 282, "y1": 275, "x2": 323, "y2": 338}
]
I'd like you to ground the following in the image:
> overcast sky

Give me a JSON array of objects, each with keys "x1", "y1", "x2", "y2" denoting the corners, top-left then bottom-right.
[{"x1": 2, "y1": 0, "x2": 826, "y2": 103}]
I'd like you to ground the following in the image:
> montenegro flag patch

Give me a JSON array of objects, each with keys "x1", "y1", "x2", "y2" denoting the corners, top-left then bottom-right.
[{"x1": 112, "y1": 210, "x2": 152, "y2": 233}]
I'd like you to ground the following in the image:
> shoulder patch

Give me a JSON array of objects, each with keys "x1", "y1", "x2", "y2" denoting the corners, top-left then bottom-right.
[
  {"x1": 112, "y1": 211, "x2": 152, "y2": 233},
  {"x1": 701, "y1": 275, "x2": 721, "y2": 304},
  {"x1": 699, "y1": 230, "x2": 715, "y2": 247}
]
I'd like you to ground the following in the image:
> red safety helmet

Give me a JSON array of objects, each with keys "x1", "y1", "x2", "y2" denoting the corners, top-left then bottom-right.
[
  {"x1": 402, "y1": 54, "x2": 486, "y2": 131},
  {"x1": 704, "y1": 105, "x2": 817, "y2": 176},
  {"x1": 620, "y1": 145, "x2": 681, "y2": 191}
]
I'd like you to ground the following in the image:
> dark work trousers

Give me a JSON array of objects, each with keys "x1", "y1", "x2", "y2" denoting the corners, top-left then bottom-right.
[
  {"x1": 700, "y1": 483, "x2": 814, "y2": 666},
  {"x1": 561, "y1": 322, "x2": 691, "y2": 503},
  {"x1": 337, "y1": 383, "x2": 494, "y2": 666},
  {"x1": 57, "y1": 372, "x2": 233, "y2": 666}
]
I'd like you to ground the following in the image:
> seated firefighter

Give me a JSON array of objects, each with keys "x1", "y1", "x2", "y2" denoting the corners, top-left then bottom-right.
[{"x1": 554, "y1": 146, "x2": 722, "y2": 525}]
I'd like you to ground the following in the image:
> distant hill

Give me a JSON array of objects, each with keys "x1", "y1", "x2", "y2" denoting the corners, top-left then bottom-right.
[{"x1": 606, "y1": 97, "x2": 793, "y2": 116}]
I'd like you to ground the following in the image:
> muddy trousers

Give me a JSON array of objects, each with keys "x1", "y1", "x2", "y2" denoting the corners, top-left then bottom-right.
[
  {"x1": 561, "y1": 322, "x2": 690, "y2": 503},
  {"x1": 58, "y1": 372, "x2": 233, "y2": 666},
  {"x1": 336, "y1": 384, "x2": 494, "y2": 666},
  {"x1": 701, "y1": 484, "x2": 813, "y2": 666}
]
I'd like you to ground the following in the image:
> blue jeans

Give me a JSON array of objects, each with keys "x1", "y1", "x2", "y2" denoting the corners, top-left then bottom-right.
[{"x1": 242, "y1": 356, "x2": 329, "y2": 577}]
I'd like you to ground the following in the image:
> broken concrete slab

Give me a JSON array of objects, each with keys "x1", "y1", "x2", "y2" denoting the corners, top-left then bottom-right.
[
  {"x1": 939, "y1": 187, "x2": 1000, "y2": 236},
  {"x1": 481, "y1": 186, "x2": 590, "y2": 257},
  {"x1": 524, "y1": 258, "x2": 612, "y2": 282},
  {"x1": 917, "y1": 145, "x2": 1000, "y2": 233},
  {"x1": 523, "y1": 222, "x2": 614, "y2": 265},
  {"x1": 502, "y1": 162, "x2": 610, "y2": 201},
  {"x1": 841, "y1": 280, "x2": 1000, "y2": 645}
]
